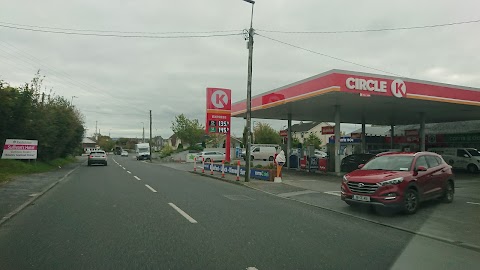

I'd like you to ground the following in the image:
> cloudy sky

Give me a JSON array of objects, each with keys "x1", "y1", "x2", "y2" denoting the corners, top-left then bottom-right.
[{"x1": 1, "y1": 0, "x2": 479, "y2": 139}]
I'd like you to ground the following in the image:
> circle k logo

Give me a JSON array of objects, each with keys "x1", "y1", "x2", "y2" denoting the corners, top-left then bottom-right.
[
  {"x1": 391, "y1": 79, "x2": 407, "y2": 98},
  {"x1": 211, "y1": 90, "x2": 229, "y2": 109}
]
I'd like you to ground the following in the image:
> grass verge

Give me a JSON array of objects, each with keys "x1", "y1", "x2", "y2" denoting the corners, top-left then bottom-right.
[{"x1": 0, "y1": 156, "x2": 77, "y2": 184}]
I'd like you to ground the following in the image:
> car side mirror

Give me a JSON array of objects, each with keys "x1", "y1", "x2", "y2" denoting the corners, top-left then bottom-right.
[
  {"x1": 358, "y1": 164, "x2": 364, "y2": 169},
  {"x1": 416, "y1": 166, "x2": 427, "y2": 172}
]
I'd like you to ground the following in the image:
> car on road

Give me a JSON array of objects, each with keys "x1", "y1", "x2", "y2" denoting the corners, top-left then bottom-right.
[
  {"x1": 196, "y1": 151, "x2": 225, "y2": 162},
  {"x1": 121, "y1": 150, "x2": 128, "y2": 157},
  {"x1": 88, "y1": 150, "x2": 108, "y2": 166},
  {"x1": 341, "y1": 152, "x2": 455, "y2": 214},
  {"x1": 340, "y1": 153, "x2": 376, "y2": 173}
]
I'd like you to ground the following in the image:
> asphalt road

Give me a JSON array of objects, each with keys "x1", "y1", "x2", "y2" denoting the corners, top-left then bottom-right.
[{"x1": 0, "y1": 155, "x2": 479, "y2": 269}]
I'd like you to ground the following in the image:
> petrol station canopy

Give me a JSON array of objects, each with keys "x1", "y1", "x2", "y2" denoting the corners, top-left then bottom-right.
[{"x1": 231, "y1": 69, "x2": 480, "y2": 125}]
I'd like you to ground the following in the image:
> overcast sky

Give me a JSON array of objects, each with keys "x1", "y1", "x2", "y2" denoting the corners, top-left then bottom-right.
[{"x1": 1, "y1": 0, "x2": 480, "y2": 139}]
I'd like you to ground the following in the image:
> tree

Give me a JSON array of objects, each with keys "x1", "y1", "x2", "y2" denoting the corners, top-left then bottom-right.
[
  {"x1": 97, "y1": 135, "x2": 115, "y2": 152},
  {"x1": 253, "y1": 122, "x2": 281, "y2": 144},
  {"x1": 292, "y1": 137, "x2": 301, "y2": 148},
  {"x1": 171, "y1": 114, "x2": 204, "y2": 147},
  {"x1": 304, "y1": 133, "x2": 322, "y2": 149}
]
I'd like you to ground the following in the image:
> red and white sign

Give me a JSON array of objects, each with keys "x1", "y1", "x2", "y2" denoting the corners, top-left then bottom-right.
[
  {"x1": 279, "y1": 130, "x2": 288, "y2": 137},
  {"x1": 206, "y1": 88, "x2": 231, "y2": 161},
  {"x1": 2, "y1": 139, "x2": 38, "y2": 159},
  {"x1": 405, "y1": 129, "x2": 419, "y2": 136},
  {"x1": 321, "y1": 126, "x2": 335, "y2": 135}
]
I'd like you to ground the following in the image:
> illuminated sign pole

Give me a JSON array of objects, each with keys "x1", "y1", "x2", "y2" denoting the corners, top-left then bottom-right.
[{"x1": 206, "y1": 88, "x2": 232, "y2": 162}]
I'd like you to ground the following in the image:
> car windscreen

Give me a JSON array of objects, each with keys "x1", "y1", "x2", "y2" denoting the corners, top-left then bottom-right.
[
  {"x1": 139, "y1": 148, "x2": 149, "y2": 151},
  {"x1": 362, "y1": 155, "x2": 414, "y2": 171},
  {"x1": 467, "y1": 149, "x2": 480, "y2": 157}
]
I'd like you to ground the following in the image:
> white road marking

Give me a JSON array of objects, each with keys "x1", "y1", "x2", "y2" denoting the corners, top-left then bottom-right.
[
  {"x1": 277, "y1": 190, "x2": 318, "y2": 198},
  {"x1": 467, "y1": 202, "x2": 480, "y2": 205},
  {"x1": 127, "y1": 171, "x2": 131, "y2": 174},
  {"x1": 134, "y1": 176, "x2": 141, "y2": 181},
  {"x1": 145, "y1": 184, "x2": 157, "y2": 193},
  {"x1": 122, "y1": 167, "x2": 126, "y2": 170},
  {"x1": 168, "y1": 203, "x2": 198, "y2": 224},
  {"x1": 246, "y1": 267, "x2": 258, "y2": 270},
  {"x1": 324, "y1": 191, "x2": 342, "y2": 197}
]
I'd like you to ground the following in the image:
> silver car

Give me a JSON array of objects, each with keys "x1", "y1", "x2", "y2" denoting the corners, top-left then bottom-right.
[
  {"x1": 196, "y1": 151, "x2": 225, "y2": 162},
  {"x1": 88, "y1": 150, "x2": 108, "y2": 166}
]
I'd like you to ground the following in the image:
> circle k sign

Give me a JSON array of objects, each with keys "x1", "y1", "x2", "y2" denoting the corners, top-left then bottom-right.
[
  {"x1": 211, "y1": 90, "x2": 230, "y2": 109},
  {"x1": 391, "y1": 79, "x2": 407, "y2": 98}
]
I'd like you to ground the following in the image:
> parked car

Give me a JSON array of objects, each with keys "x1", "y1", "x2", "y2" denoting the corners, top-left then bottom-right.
[
  {"x1": 88, "y1": 150, "x2": 108, "y2": 166},
  {"x1": 340, "y1": 153, "x2": 376, "y2": 173},
  {"x1": 428, "y1": 147, "x2": 480, "y2": 173},
  {"x1": 341, "y1": 152, "x2": 454, "y2": 214},
  {"x1": 196, "y1": 151, "x2": 225, "y2": 162},
  {"x1": 121, "y1": 150, "x2": 128, "y2": 157},
  {"x1": 314, "y1": 150, "x2": 328, "y2": 158}
]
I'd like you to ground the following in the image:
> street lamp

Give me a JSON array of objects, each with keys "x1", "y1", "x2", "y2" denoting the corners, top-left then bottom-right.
[
  {"x1": 243, "y1": 0, "x2": 255, "y2": 182},
  {"x1": 141, "y1": 122, "x2": 145, "y2": 143},
  {"x1": 71, "y1": 95, "x2": 78, "y2": 105}
]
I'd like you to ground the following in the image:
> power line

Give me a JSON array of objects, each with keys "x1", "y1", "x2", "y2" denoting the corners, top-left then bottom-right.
[
  {"x1": 0, "y1": 24, "x2": 243, "y2": 39},
  {"x1": 256, "y1": 33, "x2": 402, "y2": 77},
  {"x1": 0, "y1": 21, "x2": 241, "y2": 35},
  {"x1": 258, "y1": 18, "x2": 480, "y2": 34}
]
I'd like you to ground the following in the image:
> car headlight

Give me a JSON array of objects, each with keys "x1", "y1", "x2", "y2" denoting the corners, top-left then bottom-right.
[
  {"x1": 377, "y1": 177, "x2": 404, "y2": 187},
  {"x1": 342, "y1": 175, "x2": 349, "y2": 184}
]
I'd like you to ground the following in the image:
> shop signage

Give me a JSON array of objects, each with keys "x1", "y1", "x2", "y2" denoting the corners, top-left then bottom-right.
[
  {"x1": 321, "y1": 126, "x2": 335, "y2": 135},
  {"x1": 345, "y1": 77, "x2": 407, "y2": 98},
  {"x1": 279, "y1": 130, "x2": 288, "y2": 137},
  {"x1": 206, "y1": 88, "x2": 231, "y2": 161}
]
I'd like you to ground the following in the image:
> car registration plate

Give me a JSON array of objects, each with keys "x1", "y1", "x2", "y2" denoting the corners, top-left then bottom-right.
[{"x1": 353, "y1": 195, "x2": 370, "y2": 202}]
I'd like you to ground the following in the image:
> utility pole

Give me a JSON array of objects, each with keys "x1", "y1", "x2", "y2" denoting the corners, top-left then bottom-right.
[
  {"x1": 142, "y1": 122, "x2": 145, "y2": 143},
  {"x1": 149, "y1": 110, "x2": 153, "y2": 162},
  {"x1": 95, "y1": 121, "x2": 98, "y2": 141},
  {"x1": 243, "y1": 0, "x2": 255, "y2": 182}
]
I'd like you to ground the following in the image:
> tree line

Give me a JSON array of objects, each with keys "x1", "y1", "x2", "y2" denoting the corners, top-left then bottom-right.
[{"x1": 0, "y1": 72, "x2": 85, "y2": 160}]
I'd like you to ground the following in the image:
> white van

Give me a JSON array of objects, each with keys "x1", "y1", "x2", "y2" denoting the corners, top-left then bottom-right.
[
  {"x1": 249, "y1": 146, "x2": 277, "y2": 161},
  {"x1": 428, "y1": 147, "x2": 480, "y2": 173}
]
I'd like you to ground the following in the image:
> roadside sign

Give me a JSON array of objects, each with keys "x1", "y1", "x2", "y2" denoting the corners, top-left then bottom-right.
[
  {"x1": 206, "y1": 87, "x2": 231, "y2": 161},
  {"x1": 1, "y1": 139, "x2": 38, "y2": 159}
]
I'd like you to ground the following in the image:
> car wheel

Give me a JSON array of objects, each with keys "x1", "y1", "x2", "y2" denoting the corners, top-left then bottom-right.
[
  {"x1": 442, "y1": 181, "x2": 454, "y2": 203},
  {"x1": 467, "y1": 164, "x2": 478, "y2": 173},
  {"x1": 104, "y1": 162, "x2": 108, "y2": 166},
  {"x1": 403, "y1": 188, "x2": 419, "y2": 214},
  {"x1": 205, "y1": 158, "x2": 211, "y2": 162},
  {"x1": 269, "y1": 156, "x2": 274, "y2": 161}
]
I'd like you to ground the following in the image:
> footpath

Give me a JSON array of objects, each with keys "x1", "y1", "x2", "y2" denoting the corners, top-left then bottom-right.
[
  {"x1": 0, "y1": 156, "x2": 85, "y2": 226},
  {"x1": 159, "y1": 161, "x2": 480, "y2": 253}
]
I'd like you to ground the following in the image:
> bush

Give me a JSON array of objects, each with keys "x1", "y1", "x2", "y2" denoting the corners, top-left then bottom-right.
[
  {"x1": 160, "y1": 145, "x2": 174, "y2": 158},
  {"x1": 255, "y1": 164, "x2": 263, "y2": 168}
]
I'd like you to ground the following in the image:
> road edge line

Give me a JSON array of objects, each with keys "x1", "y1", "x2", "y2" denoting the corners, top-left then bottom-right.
[{"x1": 0, "y1": 162, "x2": 82, "y2": 227}]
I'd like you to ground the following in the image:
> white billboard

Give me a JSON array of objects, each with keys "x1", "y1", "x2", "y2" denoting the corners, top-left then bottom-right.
[{"x1": 1, "y1": 139, "x2": 38, "y2": 159}]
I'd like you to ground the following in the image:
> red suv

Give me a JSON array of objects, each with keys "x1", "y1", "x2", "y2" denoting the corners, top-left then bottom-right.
[{"x1": 341, "y1": 152, "x2": 454, "y2": 214}]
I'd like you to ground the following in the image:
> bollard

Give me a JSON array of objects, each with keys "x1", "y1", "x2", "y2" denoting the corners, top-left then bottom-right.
[
  {"x1": 202, "y1": 157, "x2": 205, "y2": 173},
  {"x1": 221, "y1": 160, "x2": 225, "y2": 178},
  {"x1": 236, "y1": 160, "x2": 240, "y2": 181},
  {"x1": 210, "y1": 159, "x2": 214, "y2": 175},
  {"x1": 194, "y1": 157, "x2": 197, "y2": 172}
]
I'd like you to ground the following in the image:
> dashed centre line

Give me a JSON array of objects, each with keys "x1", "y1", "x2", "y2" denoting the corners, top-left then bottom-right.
[
  {"x1": 134, "y1": 176, "x2": 141, "y2": 181},
  {"x1": 168, "y1": 203, "x2": 198, "y2": 224},
  {"x1": 145, "y1": 184, "x2": 157, "y2": 193}
]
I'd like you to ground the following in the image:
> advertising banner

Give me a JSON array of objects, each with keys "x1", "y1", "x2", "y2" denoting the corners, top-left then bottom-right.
[
  {"x1": 203, "y1": 164, "x2": 271, "y2": 181},
  {"x1": 1, "y1": 139, "x2": 38, "y2": 159}
]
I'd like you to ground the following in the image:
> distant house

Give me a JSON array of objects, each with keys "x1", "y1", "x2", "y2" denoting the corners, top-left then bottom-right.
[
  {"x1": 82, "y1": 137, "x2": 97, "y2": 152},
  {"x1": 167, "y1": 134, "x2": 188, "y2": 149},
  {"x1": 288, "y1": 121, "x2": 332, "y2": 146}
]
